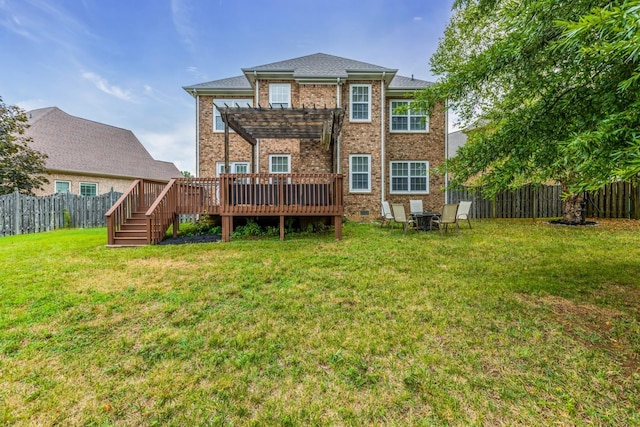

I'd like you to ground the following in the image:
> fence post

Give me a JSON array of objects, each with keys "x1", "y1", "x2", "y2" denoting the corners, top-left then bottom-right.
[{"x1": 13, "y1": 188, "x2": 21, "y2": 235}]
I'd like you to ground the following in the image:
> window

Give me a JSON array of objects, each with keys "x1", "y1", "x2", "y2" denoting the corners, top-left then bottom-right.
[
  {"x1": 269, "y1": 83, "x2": 291, "y2": 108},
  {"x1": 390, "y1": 100, "x2": 428, "y2": 132},
  {"x1": 80, "y1": 182, "x2": 97, "y2": 197},
  {"x1": 55, "y1": 181, "x2": 70, "y2": 193},
  {"x1": 213, "y1": 98, "x2": 253, "y2": 131},
  {"x1": 269, "y1": 155, "x2": 290, "y2": 173},
  {"x1": 390, "y1": 161, "x2": 429, "y2": 194},
  {"x1": 216, "y1": 162, "x2": 249, "y2": 175},
  {"x1": 349, "y1": 154, "x2": 371, "y2": 192},
  {"x1": 350, "y1": 84, "x2": 371, "y2": 121}
]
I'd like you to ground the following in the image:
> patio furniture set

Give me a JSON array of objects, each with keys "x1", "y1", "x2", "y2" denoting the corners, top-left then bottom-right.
[{"x1": 381, "y1": 200, "x2": 472, "y2": 234}]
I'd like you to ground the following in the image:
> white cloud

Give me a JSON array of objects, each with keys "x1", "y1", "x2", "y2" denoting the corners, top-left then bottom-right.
[
  {"x1": 82, "y1": 72, "x2": 133, "y2": 101},
  {"x1": 413, "y1": 16, "x2": 423, "y2": 22},
  {"x1": 171, "y1": 0, "x2": 196, "y2": 51},
  {"x1": 137, "y1": 119, "x2": 196, "y2": 174}
]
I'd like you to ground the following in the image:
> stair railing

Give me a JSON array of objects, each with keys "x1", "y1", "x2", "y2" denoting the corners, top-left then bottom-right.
[
  {"x1": 145, "y1": 178, "x2": 179, "y2": 244},
  {"x1": 106, "y1": 179, "x2": 170, "y2": 245}
]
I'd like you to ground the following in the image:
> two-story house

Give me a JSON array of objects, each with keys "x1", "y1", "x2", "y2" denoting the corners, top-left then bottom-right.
[{"x1": 183, "y1": 53, "x2": 446, "y2": 221}]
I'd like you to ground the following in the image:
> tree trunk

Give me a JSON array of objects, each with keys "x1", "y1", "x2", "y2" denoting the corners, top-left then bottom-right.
[{"x1": 562, "y1": 188, "x2": 585, "y2": 224}]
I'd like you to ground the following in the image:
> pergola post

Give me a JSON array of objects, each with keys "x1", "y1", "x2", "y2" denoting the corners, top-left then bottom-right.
[{"x1": 224, "y1": 111, "x2": 230, "y2": 173}]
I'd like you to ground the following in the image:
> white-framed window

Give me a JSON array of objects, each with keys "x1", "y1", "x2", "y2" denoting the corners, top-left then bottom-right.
[
  {"x1": 390, "y1": 100, "x2": 428, "y2": 132},
  {"x1": 390, "y1": 161, "x2": 429, "y2": 194},
  {"x1": 216, "y1": 162, "x2": 249, "y2": 175},
  {"x1": 213, "y1": 98, "x2": 253, "y2": 132},
  {"x1": 54, "y1": 180, "x2": 70, "y2": 193},
  {"x1": 350, "y1": 84, "x2": 371, "y2": 122},
  {"x1": 349, "y1": 154, "x2": 371, "y2": 192},
  {"x1": 269, "y1": 154, "x2": 291, "y2": 173},
  {"x1": 269, "y1": 83, "x2": 291, "y2": 108},
  {"x1": 79, "y1": 182, "x2": 97, "y2": 197}
]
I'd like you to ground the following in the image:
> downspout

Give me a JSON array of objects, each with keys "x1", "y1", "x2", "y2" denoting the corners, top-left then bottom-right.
[
  {"x1": 336, "y1": 77, "x2": 341, "y2": 173},
  {"x1": 255, "y1": 71, "x2": 260, "y2": 173},
  {"x1": 380, "y1": 72, "x2": 386, "y2": 208},
  {"x1": 195, "y1": 92, "x2": 200, "y2": 177},
  {"x1": 444, "y1": 99, "x2": 449, "y2": 203}
]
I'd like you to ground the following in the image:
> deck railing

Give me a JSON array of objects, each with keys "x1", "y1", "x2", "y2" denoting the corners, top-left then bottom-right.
[
  {"x1": 105, "y1": 179, "x2": 168, "y2": 245},
  {"x1": 112, "y1": 174, "x2": 344, "y2": 245}
]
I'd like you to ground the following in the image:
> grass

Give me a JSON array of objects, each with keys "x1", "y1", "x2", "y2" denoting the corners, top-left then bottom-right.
[{"x1": 1, "y1": 219, "x2": 639, "y2": 426}]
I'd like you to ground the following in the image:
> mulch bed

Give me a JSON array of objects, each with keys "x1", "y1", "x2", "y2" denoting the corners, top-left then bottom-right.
[{"x1": 157, "y1": 234, "x2": 221, "y2": 245}]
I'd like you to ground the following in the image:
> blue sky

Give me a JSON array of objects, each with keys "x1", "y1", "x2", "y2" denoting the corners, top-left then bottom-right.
[{"x1": 0, "y1": 0, "x2": 454, "y2": 174}]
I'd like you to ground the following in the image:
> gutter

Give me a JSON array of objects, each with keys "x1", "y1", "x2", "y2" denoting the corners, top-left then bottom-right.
[
  {"x1": 444, "y1": 99, "x2": 449, "y2": 203},
  {"x1": 196, "y1": 92, "x2": 200, "y2": 177}
]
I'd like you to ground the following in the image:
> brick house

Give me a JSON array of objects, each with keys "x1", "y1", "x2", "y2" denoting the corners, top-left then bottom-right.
[
  {"x1": 183, "y1": 53, "x2": 446, "y2": 221},
  {"x1": 25, "y1": 107, "x2": 180, "y2": 196}
]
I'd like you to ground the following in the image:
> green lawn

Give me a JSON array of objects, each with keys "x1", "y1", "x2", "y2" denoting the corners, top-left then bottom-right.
[{"x1": 1, "y1": 220, "x2": 639, "y2": 426}]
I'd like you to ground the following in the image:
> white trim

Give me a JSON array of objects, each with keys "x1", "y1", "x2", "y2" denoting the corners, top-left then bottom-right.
[
  {"x1": 196, "y1": 95, "x2": 200, "y2": 177},
  {"x1": 389, "y1": 99, "x2": 429, "y2": 133},
  {"x1": 349, "y1": 84, "x2": 371, "y2": 122},
  {"x1": 389, "y1": 160, "x2": 429, "y2": 194},
  {"x1": 54, "y1": 180, "x2": 71, "y2": 193},
  {"x1": 79, "y1": 181, "x2": 98, "y2": 197},
  {"x1": 380, "y1": 76, "x2": 386, "y2": 205},
  {"x1": 349, "y1": 154, "x2": 372, "y2": 193},
  {"x1": 268, "y1": 154, "x2": 291, "y2": 174}
]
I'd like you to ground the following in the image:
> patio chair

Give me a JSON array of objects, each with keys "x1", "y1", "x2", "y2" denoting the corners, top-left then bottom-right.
[
  {"x1": 457, "y1": 200, "x2": 472, "y2": 229},
  {"x1": 391, "y1": 203, "x2": 415, "y2": 235},
  {"x1": 409, "y1": 199, "x2": 424, "y2": 230},
  {"x1": 381, "y1": 201, "x2": 394, "y2": 228},
  {"x1": 431, "y1": 203, "x2": 460, "y2": 233}
]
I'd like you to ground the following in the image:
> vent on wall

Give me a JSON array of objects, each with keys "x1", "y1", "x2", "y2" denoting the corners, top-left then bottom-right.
[{"x1": 360, "y1": 210, "x2": 370, "y2": 216}]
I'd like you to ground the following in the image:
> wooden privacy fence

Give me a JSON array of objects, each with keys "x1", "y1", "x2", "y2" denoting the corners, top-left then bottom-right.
[
  {"x1": 447, "y1": 180, "x2": 640, "y2": 219},
  {"x1": 0, "y1": 189, "x2": 122, "y2": 237}
]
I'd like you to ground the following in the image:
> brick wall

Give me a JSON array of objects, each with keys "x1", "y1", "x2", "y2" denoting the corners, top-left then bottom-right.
[{"x1": 196, "y1": 81, "x2": 446, "y2": 221}]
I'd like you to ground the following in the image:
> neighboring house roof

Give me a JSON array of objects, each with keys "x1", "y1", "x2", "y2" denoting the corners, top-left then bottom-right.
[
  {"x1": 183, "y1": 52, "x2": 433, "y2": 95},
  {"x1": 448, "y1": 130, "x2": 467, "y2": 158},
  {"x1": 25, "y1": 107, "x2": 181, "y2": 181}
]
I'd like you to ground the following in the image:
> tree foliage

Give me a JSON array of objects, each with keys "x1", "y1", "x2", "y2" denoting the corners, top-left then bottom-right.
[
  {"x1": 415, "y1": 0, "x2": 640, "y2": 202},
  {"x1": 0, "y1": 97, "x2": 48, "y2": 195}
]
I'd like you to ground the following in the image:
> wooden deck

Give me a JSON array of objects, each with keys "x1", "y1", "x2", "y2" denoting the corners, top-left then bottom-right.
[{"x1": 106, "y1": 174, "x2": 344, "y2": 246}]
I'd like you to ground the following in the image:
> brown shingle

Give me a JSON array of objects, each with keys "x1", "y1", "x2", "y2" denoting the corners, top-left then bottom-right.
[{"x1": 25, "y1": 107, "x2": 180, "y2": 181}]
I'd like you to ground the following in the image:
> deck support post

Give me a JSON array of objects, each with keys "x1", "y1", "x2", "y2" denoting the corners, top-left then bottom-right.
[
  {"x1": 280, "y1": 215, "x2": 285, "y2": 240},
  {"x1": 334, "y1": 215, "x2": 342, "y2": 240},
  {"x1": 173, "y1": 214, "x2": 179, "y2": 238},
  {"x1": 222, "y1": 216, "x2": 231, "y2": 242}
]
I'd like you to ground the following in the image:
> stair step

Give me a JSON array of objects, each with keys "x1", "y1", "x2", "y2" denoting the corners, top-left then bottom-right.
[
  {"x1": 111, "y1": 236, "x2": 148, "y2": 246},
  {"x1": 119, "y1": 223, "x2": 145, "y2": 231},
  {"x1": 115, "y1": 230, "x2": 147, "y2": 238}
]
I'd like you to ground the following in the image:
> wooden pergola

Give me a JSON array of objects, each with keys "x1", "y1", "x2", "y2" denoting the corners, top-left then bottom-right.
[{"x1": 220, "y1": 105, "x2": 345, "y2": 173}]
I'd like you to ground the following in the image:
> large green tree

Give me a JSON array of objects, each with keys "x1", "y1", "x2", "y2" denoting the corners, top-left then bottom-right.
[
  {"x1": 415, "y1": 0, "x2": 640, "y2": 223},
  {"x1": 0, "y1": 97, "x2": 48, "y2": 195}
]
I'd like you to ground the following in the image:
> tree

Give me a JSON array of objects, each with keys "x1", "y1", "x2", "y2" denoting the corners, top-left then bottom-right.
[
  {"x1": 181, "y1": 170, "x2": 193, "y2": 178},
  {"x1": 414, "y1": 0, "x2": 640, "y2": 223},
  {"x1": 0, "y1": 97, "x2": 48, "y2": 195}
]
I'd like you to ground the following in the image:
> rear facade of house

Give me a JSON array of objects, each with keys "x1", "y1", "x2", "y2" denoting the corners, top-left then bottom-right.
[{"x1": 183, "y1": 53, "x2": 446, "y2": 221}]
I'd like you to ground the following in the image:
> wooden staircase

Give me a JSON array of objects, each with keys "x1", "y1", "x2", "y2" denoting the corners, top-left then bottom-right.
[{"x1": 111, "y1": 210, "x2": 148, "y2": 246}]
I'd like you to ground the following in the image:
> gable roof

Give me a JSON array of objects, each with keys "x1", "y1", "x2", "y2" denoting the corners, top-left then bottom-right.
[
  {"x1": 183, "y1": 53, "x2": 433, "y2": 96},
  {"x1": 25, "y1": 107, "x2": 180, "y2": 181}
]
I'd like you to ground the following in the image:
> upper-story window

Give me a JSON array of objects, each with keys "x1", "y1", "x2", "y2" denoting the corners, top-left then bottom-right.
[
  {"x1": 350, "y1": 84, "x2": 371, "y2": 122},
  {"x1": 390, "y1": 100, "x2": 428, "y2": 132},
  {"x1": 213, "y1": 98, "x2": 253, "y2": 132},
  {"x1": 269, "y1": 83, "x2": 291, "y2": 108}
]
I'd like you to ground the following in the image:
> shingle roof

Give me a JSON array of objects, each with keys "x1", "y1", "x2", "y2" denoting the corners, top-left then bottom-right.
[
  {"x1": 448, "y1": 130, "x2": 467, "y2": 158},
  {"x1": 184, "y1": 75, "x2": 251, "y2": 91},
  {"x1": 184, "y1": 53, "x2": 434, "y2": 94},
  {"x1": 25, "y1": 107, "x2": 180, "y2": 181},
  {"x1": 389, "y1": 75, "x2": 433, "y2": 89},
  {"x1": 242, "y1": 52, "x2": 396, "y2": 78}
]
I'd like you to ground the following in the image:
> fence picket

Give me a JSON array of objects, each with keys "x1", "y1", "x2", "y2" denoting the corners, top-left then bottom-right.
[
  {"x1": 0, "y1": 190, "x2": 122, "y2": 237},
  {"x1": 448, "y1": 179, "x2": 637, "y2": 219}
]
